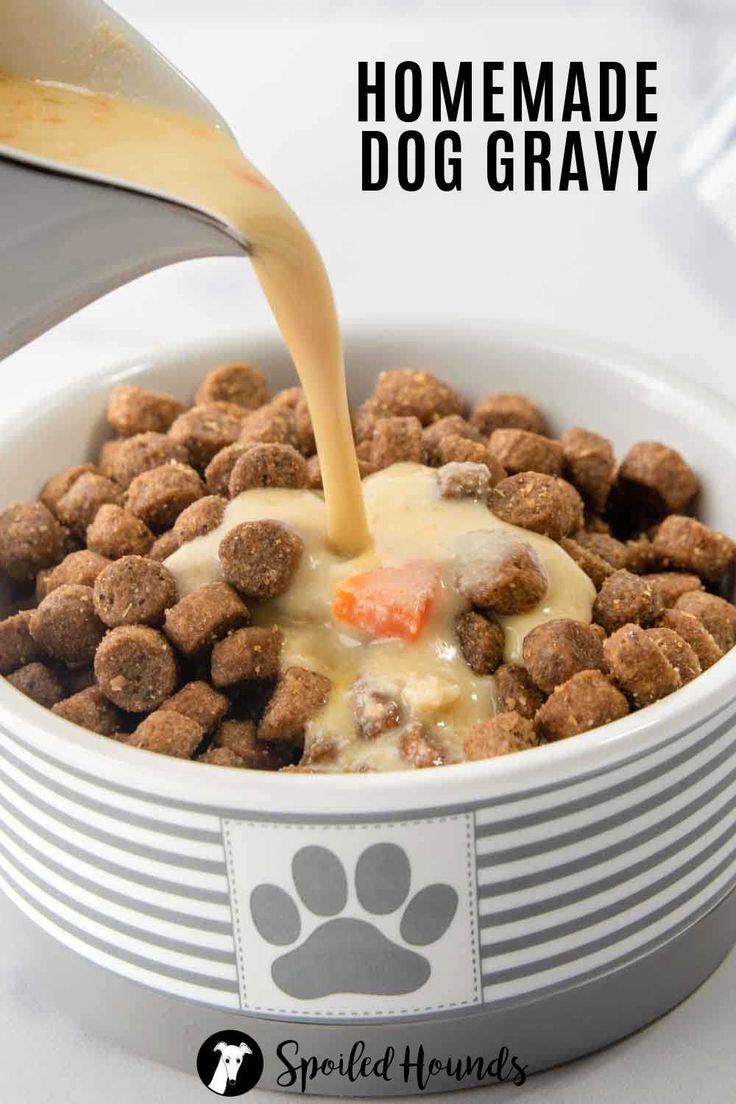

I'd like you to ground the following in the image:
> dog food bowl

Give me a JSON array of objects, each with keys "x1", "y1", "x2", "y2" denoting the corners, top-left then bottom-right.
[{"x1": 1, "y1": 322, "x2": 736, "y2": 1094}]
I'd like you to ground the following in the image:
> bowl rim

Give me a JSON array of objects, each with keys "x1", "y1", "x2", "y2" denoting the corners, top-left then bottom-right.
[{"x1": 2, "y1": 318, "x2": 736, "y2": 806}]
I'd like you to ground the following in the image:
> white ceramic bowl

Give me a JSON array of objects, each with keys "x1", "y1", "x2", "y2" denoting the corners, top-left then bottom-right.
[{"x1": 1, "y1": 323, "x2": 736, "y2": 1094}]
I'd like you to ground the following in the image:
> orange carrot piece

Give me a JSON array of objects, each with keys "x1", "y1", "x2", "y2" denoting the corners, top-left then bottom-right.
[{"x1": 333, "y1": 562, "x2": 441, "y2": 641}]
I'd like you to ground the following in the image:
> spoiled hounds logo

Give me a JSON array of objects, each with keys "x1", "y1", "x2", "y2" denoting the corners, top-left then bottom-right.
[{"x1": 197, "y1": 1030, "x2": 264, "y2": 1096}]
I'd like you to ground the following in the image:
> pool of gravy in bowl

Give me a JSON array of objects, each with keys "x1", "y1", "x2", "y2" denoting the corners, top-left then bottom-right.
[{"x1": 0, "y1": 74, "x2": 595, "y2": 770}]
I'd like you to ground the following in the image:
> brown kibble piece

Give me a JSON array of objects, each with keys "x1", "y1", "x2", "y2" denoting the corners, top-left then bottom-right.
[
  {"x1": 643, "y1": 573, "x2": 703, "y2": 609},
  {"x1": 422, "y1": 416, "x2": 482, "y2": 466},
  {"x1": 95, "y1": 625, "x2": 177, "y2": 712},
  {"x1": 164, "y1": 582, "x2": 249, "y2": 657},
  {"x1": 456, "y1": 611, "x2": 505, "y2": 675},
  {"x1": 470, "y1": 392, "x2": 546, "y2": 436},
  {"x1": 660, "y1": 609, "x2": 723, "y2": 671},
  {"x1": 454, "y1": 531, "x2": 548, "y2": 614},
  {"x1": 211, "y1": 626, "x2": 283, "y2": 686},
  {"x1": 30, "y1": 584, "x2": 105, "y2": 665},
  {"x1": 370, "y1": 416, "x2": 423, "y2": 468},
  {"x1": 168, "y1": 404, "x2": 242, "y2": 470},
  {"x1": 647, "y1": 627, "x2": 701, "y2": 684},
  {"x1": 523, "y1": 619, "x2": 605, "y2": 693},
  {"x1": 536, "y1": 669, "x2": 629, "y2": 740},
  {"x1": 239, "y1": 403, "x2": 301, "y2": 450},
  {"x1": 0, "y1": 611, "x2": 42, "y2": 673},
  {"x1": 160, "y1": 681, "x2": 229, "y2": 731},
  {"x1": 149, "y1": 530, "x2": 180, "y2": 561},
  {"x1": 464, "y1": 711, "x2": 537, "y2": 760},
  {"x1": 495, "y1": 664, "x2": 546, "y2": 719},
  {"x1": 93, "y1": 556, "x2": 177, "y2": 627},
  {"x1": 204, "y1": 443, "x2": 251, "y2": 496},
  {"x1": 575, "y1": 530, "x2": 628, "y2": 570},
  {"x1": 371, "y1": 370, "x2": 464, "y2": 425},
  {"x1": 195, "y1": 362, "x2": 269, "y2": 411},
  {"x1": 107, "y1": 384, "x2": 185, "y2": 436},
  {"x1": 488, "y1": 429, "x2": 563, "y2": 477},
  {"x1": 105, "y1": 432, "x2": 188, "y2": 488},
  {"x1": 270, "y1": 387, "x2": 315, "y2": 455},
  {"x1": 306, "y1": 455, "x2": 323, "y2": 490},
  {"x1": 559, "y1": 428, "x2": 616, "y2": 513},
  {"x1": 215, "y1": 718, "x2": 294, "y2": 769},
  {"x1": 489, "y1": 473, "x2": 583, "y2": 540},
  {"x1": 624, "y1": 536, "x2": 659, "y2": 574},
  {"x1": 228, "y1": 443, "x2": 308, "y2": 496},
  {"x1": 52, "y1": 686, "x2": 123, "y2": 736},
  {"x1": 98, "y1": 440, "x2": 123, "y2": 479},
  {"x1": 352, "y1": 678, "x2": 402, "y2": 738},
  {"x1": 0, "y1": 501, "x2": 67, "y2": 581},
  {"x1": 437, "y1": 462, "x2": 492, "y2": 500},
  {"x1": 128, "y1": 710, "x2": 202, "y2": 758},
  {"x1": 399, "y1": 723, "x2": 446, "y2": 768},
  {"x1": 593, "y1": 570, "x2": 662, "y2": 635},
  {"x1": 653, "y1": 516, "x2": 736, "y2": 582},
  {"x1": 86, "y1": 504, "x2": 154, "y2": 559},
  {"x1": 36, "y1": 550, "x2": 110, "y2": 600},
  {"x1": 258, "y1": 666, "x2": 330, "y2": 745},
  {"x1": 39, "y1": 464, "x2": 99, "y2": 516},
  {"x1": 198, "y1": 746, "x2": 246, "y2": 767},
  {"x1": 437, "y1": 436, "x2": 503, "y2": 481},
  {"x1": 674, "y1": 591, "x2": 736, "y2": 653},
  {"x1": 7, "y1": 662, "x2": 65, "y2": 708},
  {"x1": 603, "y1": 624, "x2": 681, "y2": 707},
  {"x1": 219, "y1": 520, "x2": 303, "y2": 599},
  {"x1": 173, "y1": 496, "x2": 227, "y2": 544},
  {"x1": 618, "y1": 441, "x2": 699, "y2": 519},
  {"x1": 126, "y1": 462, "x2": 205, "y2": 531},
  {"x1": 559, "y1": 538, "x2": 613, "y2": 590}
]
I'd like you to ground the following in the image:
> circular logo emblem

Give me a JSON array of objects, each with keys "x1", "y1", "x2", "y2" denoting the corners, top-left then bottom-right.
[{"x1": 196, "y1": 1029, "x2": 264, "y2": 1097}]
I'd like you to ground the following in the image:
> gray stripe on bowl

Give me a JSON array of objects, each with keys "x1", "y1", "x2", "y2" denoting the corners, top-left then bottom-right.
[
  {"x1": 479, "y1": 782, "x2": 736, "y2": 925},
  {"x1": 476, "y1": 717, "x2": 736, "y2": 868},
  {"x1": 0, "y1": 834, "x2": 236, "y2": 964},
  {"x1": 2, "y1": 693, "x2": 735, "y2": 820},
  {"x1": 0, "y1": 737, "x2": 222, "y2": 843},
  {"x1": 480, "y1": 814, "x2": 736, "y2": 954},
  {"x1": 476, "y1": 702, "x2": 736, "y2": 836},
  {"x1": 480, "y1": 874, "x2": 736, "y2": 1011},
  {"x1": 477, "y1": 747, "x2": 736, "y2": 894},
  {"x1": 480, "y1": 851, "x2": 736, "y2": 986},
  {"x1": 0, "y1": 763, "x2": 226, "y2": 874},
  {"x1": 0, "y1": 859, "x2": 240, "y2": 994},
  {"x1": 0, "y1": 791, "x2": 229, "y2": 904},
  {"x1": 0, "y1": 830, "x2": 235, "y2": 958},
  {"x1": 0, "y1": 814, "x2": 233, "y2": 932}
]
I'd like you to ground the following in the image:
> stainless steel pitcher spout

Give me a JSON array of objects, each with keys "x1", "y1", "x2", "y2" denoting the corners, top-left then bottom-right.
[{"x1": 0, "y1": 0, "x2": 249, "y2": 360}]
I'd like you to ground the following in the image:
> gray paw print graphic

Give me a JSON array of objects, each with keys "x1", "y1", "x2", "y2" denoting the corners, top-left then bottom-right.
[{"x1": 249, "y1": 843, "x2": 458, "y2": 999}]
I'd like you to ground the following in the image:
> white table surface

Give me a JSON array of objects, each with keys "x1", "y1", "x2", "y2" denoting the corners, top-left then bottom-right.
[{"x1": 1, "y1": 1, "x2": 735, "y2": 1101}]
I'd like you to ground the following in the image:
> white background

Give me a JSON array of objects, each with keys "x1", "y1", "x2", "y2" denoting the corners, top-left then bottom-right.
[{"x1": 1, "y1": 0, "x2": 736, "y2": 1101}]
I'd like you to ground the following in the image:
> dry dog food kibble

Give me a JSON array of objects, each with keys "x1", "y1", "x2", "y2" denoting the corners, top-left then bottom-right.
[
  {"x1": 30, "y1": 584, "x2": 105, "y2": 666},
  {"x1": 86, "y1": 504, "x2": 155, "y2": 559},
  {"x1": 93, "y1": 556, "x2": 177, "y2": 627},
  {"x1": 163, "y1": 582, "x2": 249, "y2": 657},
  {"x1": 1, "y1": 359, "x2": 734, "y2": 773},
  {"x1": 219, "y1": 520, "x2": 303, "y2": 599},
  {"x1": 94, "y1": 625, "x2": 177, "y2": 712},
  {"x1": 107, "y1": 384, "x2": 185, "y2": 436}
]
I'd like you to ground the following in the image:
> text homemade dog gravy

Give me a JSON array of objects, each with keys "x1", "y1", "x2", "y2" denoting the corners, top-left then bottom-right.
[{"x1": 359, "y1": 61, "x2": 657, "y2": 192}]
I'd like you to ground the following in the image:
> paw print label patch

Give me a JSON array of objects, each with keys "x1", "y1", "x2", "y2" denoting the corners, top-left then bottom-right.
[{"x1": 223, "y1": 815, "x2": 480, "y2": 1017}]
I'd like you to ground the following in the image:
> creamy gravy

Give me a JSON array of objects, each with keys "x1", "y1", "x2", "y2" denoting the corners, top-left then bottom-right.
[
  {"x1": 0, "y1": 72, "x2": 369, "y2": 555},
  {"x1": 166, "y1": 465, "x2": 595, "y2": 771}
]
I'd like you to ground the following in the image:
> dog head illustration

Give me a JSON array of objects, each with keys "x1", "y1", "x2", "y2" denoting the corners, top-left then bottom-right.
[{"x1": 211, "y1": 1040, "x2": 251, "y2": 1091}]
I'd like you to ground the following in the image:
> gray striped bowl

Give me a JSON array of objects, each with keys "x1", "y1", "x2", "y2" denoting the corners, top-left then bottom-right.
[{"x1": 1, "y1": 323, "x2": 736, "y2": 1094}]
